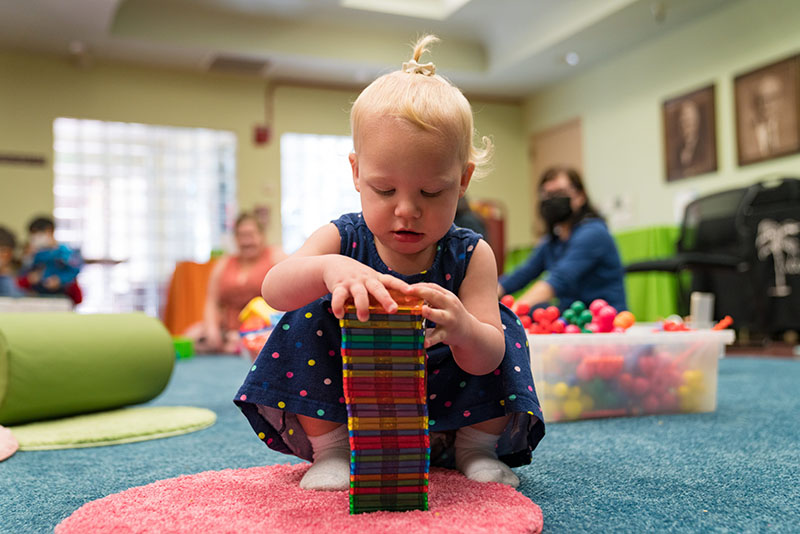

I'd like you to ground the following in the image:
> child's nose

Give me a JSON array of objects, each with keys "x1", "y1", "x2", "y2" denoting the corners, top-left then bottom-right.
[{"x1": 394, "y1": 196, "x2": 421, "y2": 219}]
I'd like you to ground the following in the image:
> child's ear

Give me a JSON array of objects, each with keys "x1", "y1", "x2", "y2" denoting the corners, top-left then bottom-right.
[
  {"x1": 459, "y1": 162, "x2": 475, "y2": 196},
  {"x1": 349, "y1": 152, "x2": 360, "y2": 192}
]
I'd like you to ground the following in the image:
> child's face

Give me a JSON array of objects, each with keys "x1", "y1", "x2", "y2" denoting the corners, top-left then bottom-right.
[
  {"x1": 29, "y1": 230, "x2": 55, "y2": 251},
  {"x1": 350, "y1": 114, "x2": 473, "y2": 270},
  {"x1": 0, "y1": 246, "x2": 12, "y2": 268}
]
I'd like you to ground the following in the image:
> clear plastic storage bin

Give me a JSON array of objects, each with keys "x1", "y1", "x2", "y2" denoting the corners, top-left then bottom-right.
[{"x1": 528, "y1": 329, "x2": 735, "y2": 422}]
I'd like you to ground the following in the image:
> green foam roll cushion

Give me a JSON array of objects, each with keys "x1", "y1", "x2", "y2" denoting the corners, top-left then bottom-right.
[{"x1": 0, "y1": 313, "x2": 174, "y2": 425}]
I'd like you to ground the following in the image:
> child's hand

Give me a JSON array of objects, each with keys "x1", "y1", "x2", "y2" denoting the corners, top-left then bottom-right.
[
  {"x1": 323, "y1": 257, "x2": 411, "y2": 321},
  {"x1": 43, "y1": 275, "x2": 61, "y2": 290},
  {"x1": 27, "y1": 270, "x2": 43, "y2": 285},
  {"x1": 405, "y1": 283, "x2": 470, "y2": 348}
]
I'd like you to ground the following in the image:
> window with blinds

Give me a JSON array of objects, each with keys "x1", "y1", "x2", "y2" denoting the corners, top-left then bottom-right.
[
  {"x1": 53, "y1": 118, "x2": 237, "y2": 315},
  {"x1": 280, "y1": 133, "x2": 360, "y2": 254}
]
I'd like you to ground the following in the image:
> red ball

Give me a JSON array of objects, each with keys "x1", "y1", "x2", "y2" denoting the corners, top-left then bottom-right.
[
  {"x1": 576, "y1": 361, "x2": 594, "y2": 382},
  {"x1": 618, "y1": 373, "x2": 634, "y2": 393},
  {"x1": 520, "y1": 315, "x2": 532, "y2": 328},
  {"x1": 515, "y1": 303, "x2": 530, "y2": 317},
  {"x1": 500, "y1": 295, "x2": 515, "y2": 308},
  {"x1": 532, "y1": 308, "x2": 545, "y2": 323},
  {"x1": 564, "y1": 324, "x2": 581, "y2": 334},
  {"x1": 637, "y1": 355, "x2": 658, "y2": 377},
  {"x1": 589, "y1": 299, "x2": 608, "y2": 314},
  {"x1": 544, "y1": 306, "x2": 561, "y2": 323},
  {"x1": 632, "y1": 377, "x2": 649, "y2": 396},
  {"x1": 549, "y1": 320, "x2": 565, "y2": 334},
  {"x1": 596, "y1": 306, "x2": 617, "y2": 324}
]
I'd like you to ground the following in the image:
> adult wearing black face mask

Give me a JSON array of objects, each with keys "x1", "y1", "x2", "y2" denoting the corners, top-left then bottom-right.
[{"x1": 497, "y1": 167, "x2": 627, "y2": 314}]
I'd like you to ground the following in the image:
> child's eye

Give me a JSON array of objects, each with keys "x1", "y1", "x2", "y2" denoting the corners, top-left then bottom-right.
[
  {"x1": 421, "y1": 190, "x2": 442, "y2": 198},
  {"x1": 374, "y1": 187, "x2": 395, "y2": 196}
]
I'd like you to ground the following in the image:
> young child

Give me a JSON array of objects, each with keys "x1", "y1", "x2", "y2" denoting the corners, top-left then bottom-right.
[
  {"x1": 18, "y1": 216, "x2": 83, "y2": 304},
  {"x1": 234, "y1": 35, "x2": 544, "y2": 491},
  {"x1": 0, "y1": 225, "x2": 23, "y2": 297}
]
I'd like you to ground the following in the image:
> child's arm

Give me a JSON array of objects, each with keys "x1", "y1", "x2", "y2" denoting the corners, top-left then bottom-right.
[
  {"x1": 406, "y1": 239, "x2": 505, "y2": 375},
  {"x1": 262, "y1": 223, "x2": 410, "y2": 321},
  {"x1": 202, "y1": 257, "x2": 228, "y2": 351}
]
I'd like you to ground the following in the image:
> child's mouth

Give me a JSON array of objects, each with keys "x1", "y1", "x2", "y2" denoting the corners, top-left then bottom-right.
[{"x1": 393, "y1": 230, "x2": 423, "y2": 243}]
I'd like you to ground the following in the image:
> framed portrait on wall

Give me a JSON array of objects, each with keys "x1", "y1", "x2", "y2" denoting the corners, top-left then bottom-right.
[
  {"x1": 734, "y1": 54, "x2": 800, "y2": 166},
  {"x1": 663, "y1": 85, "x2": 718, "y2": 182}
]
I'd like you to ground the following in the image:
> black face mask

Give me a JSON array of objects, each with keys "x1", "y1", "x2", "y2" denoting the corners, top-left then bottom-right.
[{"x1": 540, "y1": 195, "x2": 573, "y2": 227}]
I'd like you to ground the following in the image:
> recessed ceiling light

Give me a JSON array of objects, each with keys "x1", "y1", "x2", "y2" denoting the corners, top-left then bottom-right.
[{"x1": 564, "y1": 52, "x2": 580, "y2": 66}]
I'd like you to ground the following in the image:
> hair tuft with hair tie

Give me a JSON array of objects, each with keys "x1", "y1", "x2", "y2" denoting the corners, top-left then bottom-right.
[{"x1": 401, "y1": 59, "x2": 436, "y2": 76}]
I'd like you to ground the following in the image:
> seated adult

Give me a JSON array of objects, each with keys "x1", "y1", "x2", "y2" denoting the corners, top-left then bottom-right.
[
  {"x1": 185, "y1": 212, "x2": 286, "y2": 354},
  {"x1": 498, "y1": 167, "x2": 627, "y2": 313}
]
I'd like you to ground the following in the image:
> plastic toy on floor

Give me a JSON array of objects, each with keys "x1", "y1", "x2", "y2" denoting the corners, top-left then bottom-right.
[
  {"x1": 238, "y1": 297, "x2": 283, "y2": 361},
  {"x1": 339, "y1": 292, "x2": 430, "y2": 514}
]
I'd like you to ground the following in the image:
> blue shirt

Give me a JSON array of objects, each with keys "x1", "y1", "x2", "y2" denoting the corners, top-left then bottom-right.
[
  {"x1": 24, "y1": 244, "x2": 83, "y2": 287},
  {"x1": 499, "y1": 218, "x2": 627, "y2": 312}
]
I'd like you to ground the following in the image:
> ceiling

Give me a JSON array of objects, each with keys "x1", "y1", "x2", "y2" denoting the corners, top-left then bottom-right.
[{"x1": 0, "y1": 0, "x2": 741, "y2": 99}]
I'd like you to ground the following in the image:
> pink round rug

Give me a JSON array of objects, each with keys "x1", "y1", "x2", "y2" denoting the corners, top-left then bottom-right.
[
  {"x1": 56, "y1": 464, "x2": 542, "y2": 534},
  {"x1": 0, "y1": 425, "x2": 18, "y2": 461}
]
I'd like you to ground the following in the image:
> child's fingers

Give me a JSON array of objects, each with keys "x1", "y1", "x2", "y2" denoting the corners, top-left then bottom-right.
[
  {"x1": 424, "y1": 326, "x2": 447, "y2": 347},
  {"x1": 378, "y1": 274, "x2": 411, "y2": 295},
  {"x1": 421, "y1": 304, "x2": 449, "y2": 325},
  {"x1": 409, "y1": 283, "x2": 454, "y2": 309},
  {"x1": 330, "y1": 286, "x2": 350, "y2": 319},
  {"x1": 366, "y1": 278, "x2": 398, "y2": 314},
  {"x1": 350, "y1": 284, "x2": 371, "y2": 322}
]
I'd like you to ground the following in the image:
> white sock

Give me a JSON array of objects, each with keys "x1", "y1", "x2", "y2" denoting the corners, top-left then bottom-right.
[
  {"x1": 455, "y1": 426, "x2": 519, "y2": 488},
  {"x1": 299, "y1": 425, "x2": 351, "y2": 491}
]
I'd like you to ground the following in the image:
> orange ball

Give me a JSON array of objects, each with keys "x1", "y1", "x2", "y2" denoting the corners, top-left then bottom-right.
[{"x1": 613, "y1": 310, "x2": 636, "y2": 330}]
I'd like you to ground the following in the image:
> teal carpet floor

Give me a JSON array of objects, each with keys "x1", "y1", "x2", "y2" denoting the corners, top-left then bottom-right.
[{"x1": 2, "y1": 355, "x2": 798, "y2": 533}]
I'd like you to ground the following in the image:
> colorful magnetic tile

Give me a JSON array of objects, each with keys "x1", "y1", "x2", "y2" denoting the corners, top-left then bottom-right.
[{"x1": 340, "y1": 292, "x2": 430, "y2": 514}]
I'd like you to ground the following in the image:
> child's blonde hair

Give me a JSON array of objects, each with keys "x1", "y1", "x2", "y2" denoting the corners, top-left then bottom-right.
[{"x1": 350, "y1": 35, "x2": 493, "y2": 178}]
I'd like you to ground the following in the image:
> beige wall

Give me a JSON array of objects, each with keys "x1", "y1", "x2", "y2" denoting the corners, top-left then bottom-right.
[
  {"x1": 523, "y1": 0, "x2": 800, "y2": 236},
  {"x1": 0, "y1": 51, "x2": 528, "y2": 250},
  {"x1": 0, "y1": 50, "x2": 271, "y2": 244}
]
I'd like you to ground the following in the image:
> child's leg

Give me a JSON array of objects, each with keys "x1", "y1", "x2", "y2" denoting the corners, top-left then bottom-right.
[
  {"x1": 297, "y1": 415, "x2": 350, "y2": 491},
  {"x1": 455, "y1": 415, "x2": 519, "y2": 487}
]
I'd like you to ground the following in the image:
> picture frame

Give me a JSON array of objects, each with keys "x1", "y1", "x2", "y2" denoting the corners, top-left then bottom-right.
[
  {"x1": 663, "y1": 85, "x2": 718, "y2": 182},
  {"x1": 734, "y1": 54, "x2": 800, "y2": 166}
]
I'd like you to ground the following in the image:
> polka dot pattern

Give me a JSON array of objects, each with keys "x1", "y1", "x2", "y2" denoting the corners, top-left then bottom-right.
[{"x1": 233, "y1": 212, "x2": 542, "y2": 468}]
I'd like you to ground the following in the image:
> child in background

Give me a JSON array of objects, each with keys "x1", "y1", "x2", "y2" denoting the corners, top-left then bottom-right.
[
  {"x1": 0, "y1": 226, "x2": 22, "y2": 297},
  {"x1": 18, "y1": 216, "x2": 83, "y2": 304},
  {"x1": 235, "y1": 35, "x2": 543, "y2": 491}
]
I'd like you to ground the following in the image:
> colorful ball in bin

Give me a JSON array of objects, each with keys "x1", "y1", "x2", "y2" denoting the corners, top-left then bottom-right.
[
  {"x1": 552, "y1": 382, "x2": 569, "y2": 398},
  {"x1": 570, "y1": 301, "x2": 586, "y2": 314},
  {"x1": 589, "y1": 299, "x2": 608, "y2": 314},
  {"x1": 562, "y1": 399, "x2": 583, "y2": 419},
  {"x1": 613, "y1": 310, "x2": 636, "y2": 330}
]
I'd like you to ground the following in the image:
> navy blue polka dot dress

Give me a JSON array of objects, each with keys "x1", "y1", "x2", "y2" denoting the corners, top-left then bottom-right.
[{"x1": 234, "y1": 213, "x2": 544, "y2": 468}]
